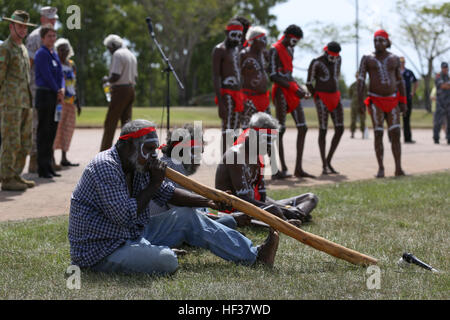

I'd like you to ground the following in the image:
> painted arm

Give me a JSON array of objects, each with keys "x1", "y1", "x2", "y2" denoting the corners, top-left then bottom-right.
[
  {"x1": 306, "y1": 59, "x2": 316, "y2": 95},
  {"x1": 357, "y1": 56, "x2": 368, "y2": 113}
]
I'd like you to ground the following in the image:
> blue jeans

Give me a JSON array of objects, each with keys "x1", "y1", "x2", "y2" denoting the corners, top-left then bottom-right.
[{"x1": 91, "y1": 207, "x2": 257, "y2": 275}]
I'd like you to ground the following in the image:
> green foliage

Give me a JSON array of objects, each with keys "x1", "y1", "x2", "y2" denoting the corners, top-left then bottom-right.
[{"x1": 1, "y1": 0, "x2": 285, "y2": 107}]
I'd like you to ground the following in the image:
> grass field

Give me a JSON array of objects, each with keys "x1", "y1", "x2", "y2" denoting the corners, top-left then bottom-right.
[
  {"x1": 77, "y1": 106, "x2": 435, "y2": 129},
  {"x1": 0, "y1": 172, "x2": 448, "y2": 300}
]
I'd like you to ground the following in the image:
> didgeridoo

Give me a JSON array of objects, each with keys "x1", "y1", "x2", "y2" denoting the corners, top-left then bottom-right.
[{"x1": 165, "y1": 167, "x2": 377, "y2": 267}]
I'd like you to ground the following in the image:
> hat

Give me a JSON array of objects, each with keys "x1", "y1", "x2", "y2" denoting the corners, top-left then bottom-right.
[
  {"x1": 2, "y1": 10, "x2": 37, "y2": 27},
  {"x1": 442, "y1": 62, "x2": 448, "y2": 69},
  {"x1": 40, "y1": 6, "x2": 58, "y2": 19}
]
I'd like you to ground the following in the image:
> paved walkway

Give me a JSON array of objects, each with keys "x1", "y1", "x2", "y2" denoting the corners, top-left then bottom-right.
[{"x1": 0, "y1": 128, "x2": 448, "y2": 222}]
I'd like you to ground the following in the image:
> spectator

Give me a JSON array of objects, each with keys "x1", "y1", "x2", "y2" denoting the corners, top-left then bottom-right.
[
  {"x1": 399, "y1": 57, "x2": 419, "y2": 143},
  {"x1": 433, "y1": 62, "x2": 450, "y2": 144},
  {"x1": 0, "y1": 10, "x2": 37, "y2": 191},
  {"x1": 431, "y1": 85, "x2": 447, "y2": 134},
  {"x1": 34, "y1": 24, "x2": 65, "y2": 178},
  {"x1": 53, "y1": 38, "x2": 81, "y2": 167},
  {"x1": 348, "y1": 72, "x2": 367, "y2": 139},
  {"x1": 26, "y1": 6, "x2": 58, "y2": 173},
  {"x1": 100, "y1": 34, "x2": 138, "y2": 151}
]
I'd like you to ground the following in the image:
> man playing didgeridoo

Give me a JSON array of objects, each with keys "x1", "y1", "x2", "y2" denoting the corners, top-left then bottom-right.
[
  {"x1": 358, "y1": 30, "x2": 407, "y2": 178},
  {"x1": 69, "y1": 119, "x2": 281, "y2": 274},
  {"x1": 240, "y1": 26, "x2": 271, "y2": 129},
  {"x1": 213, "y1": 20, "x2": 245, "y2": 154},
  {"x1": 268, "y1": 25, "x2": 313, "y2": 180},
  {"x1": 306, "y1": 42, "x2": 344, "y2": 175},
  {"x1": 215, "y1": 112, "x2": 318, "y2": 227}
]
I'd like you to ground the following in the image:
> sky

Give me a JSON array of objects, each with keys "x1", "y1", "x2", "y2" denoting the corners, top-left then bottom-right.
[{"x1": 270, "y1": 0, "x2": 448, "y2": 85}]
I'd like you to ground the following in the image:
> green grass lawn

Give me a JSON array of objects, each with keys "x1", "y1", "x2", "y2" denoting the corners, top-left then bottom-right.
[
  {"x1": 77, "y1": 106, "x2": 435, "y2": 129},
  {"x1": 0, "y1": 172, "x2": 448, "y2": 300}
]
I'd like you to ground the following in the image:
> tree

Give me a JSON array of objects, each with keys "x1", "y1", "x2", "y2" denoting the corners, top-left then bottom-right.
[{"x1": 395, "y1": 0, "x2": 450, "y2": 111}]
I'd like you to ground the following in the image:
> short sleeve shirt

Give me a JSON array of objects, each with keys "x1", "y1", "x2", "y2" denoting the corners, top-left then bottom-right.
[
  {"x1": 401, "y1": 68, "x2": 417, "y2": 97},
  {"x1": 109, "y1": 47, "x2": 138, "y2": 85}
]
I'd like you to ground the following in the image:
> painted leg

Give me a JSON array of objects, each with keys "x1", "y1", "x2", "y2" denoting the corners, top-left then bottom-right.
[
  {"x1": 389, "y1": 127, "x2": 405, "y2": 176},
  {"x1": 326, "y1": 126, "x2": 344, "y2": 174},
  {"x1": 374, "y1": 131, "x2": 385, "y2": 178}
]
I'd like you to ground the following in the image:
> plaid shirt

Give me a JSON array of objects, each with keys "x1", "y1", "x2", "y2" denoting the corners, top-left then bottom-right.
[{"x1": 68, "y1": 146, "x2": 175, "y2": 267}]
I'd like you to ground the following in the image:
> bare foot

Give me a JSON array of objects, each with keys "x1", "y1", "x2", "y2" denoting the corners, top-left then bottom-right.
[
  {"x1": 326, "y1": 163, "x2": 339, "y2": 174},
  {"x1": 395, "y1": 169, "x2": 406, "y2": 177},
  {"x1": 272, "y1": 171, "x2": 292, "y2": 180},
  {"x1": 294, "y1": 170, "x2": 316, "y2": 179},
  {"x1": 376, "y1": 168, "x2": 385, "y2": 178},
  {"x1": 232, "y1": 212, "x2": 252, "y2": 227},
  {"x1": 287, "y1": 219, "x2": 302, "y2": 228},
  {"x1": 256, "y1": 228, "x2": 279, "y2": 267}
]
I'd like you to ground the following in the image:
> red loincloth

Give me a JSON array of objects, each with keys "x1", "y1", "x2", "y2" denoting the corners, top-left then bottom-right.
[
  {"x1": 314, "y1": 91, "x2": 341, "y2": 112},
  {"x1": 272, "y1": 81, "x2": 300, "y2": 113},
  {"x1": 215, "y1": 88, "x2": 244, "y2": 112},
  {"x1": 242, "y1": 89, "x2": 270, "y2": 112},
  {"x1": 364, "y1": 92, "x2": 407, "y2": 113}
]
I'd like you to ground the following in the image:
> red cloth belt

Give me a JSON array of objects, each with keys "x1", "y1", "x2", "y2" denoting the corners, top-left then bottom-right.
[
  {"x1": 243, "y1": 89, "x2": 270, "y2": 112},
  {"x1": 215, "y1": 88, "x2": 244, "y2": 112},
  {"x1": 374, "y1": 29, "x2": 389, "y2": 40},
  {"x1": 243, "y1": 33, "x2": 266, "y2": 47},
  {"x1": 364, "y1": 92, "x2": 406, "y2": 113},
  {"x1": 314, "y1": 91, "x2": 341, "y2": 112},
  {"x1": 273, "y1": 37, "x2": 293, "y2": 73},
  {"x1": 226, "y1": 25, "x2": 243, "y2": 31},
  {"x1": 119, "y1": 127, "x2": 156, "y2": 140},
  {"x1": 323, "y1": 46, "x2": 339, "y2": 57},
  {"x1": 272, "y1": 81, "x2": 300, "y2": 113}
]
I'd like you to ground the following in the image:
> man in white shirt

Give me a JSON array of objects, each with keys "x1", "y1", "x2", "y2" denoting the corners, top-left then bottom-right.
[{"x1": 100, "y1": 34, "x2": 138, "y2": 151}]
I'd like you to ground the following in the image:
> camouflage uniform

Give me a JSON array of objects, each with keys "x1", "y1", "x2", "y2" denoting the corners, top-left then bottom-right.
[
  {"x1": 25, "y1": 26, "x2": 41, "y2": 157},
  {"x1": 0, "y1": 37, "x2": 33, "y2": 180},
  {"x1": 433, "y1": 71, "x2": 450, "y2": 143}
]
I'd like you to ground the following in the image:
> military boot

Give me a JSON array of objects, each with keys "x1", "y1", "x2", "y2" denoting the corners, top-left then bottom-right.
[
  {"x1": 1, "y1": 178, "x2": 27, "y2": 191},
  {"x1": 15, "y1": 176, "x2": 36, "y2": 188}
]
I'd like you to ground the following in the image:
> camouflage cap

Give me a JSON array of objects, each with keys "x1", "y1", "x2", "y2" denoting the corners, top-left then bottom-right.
[
  {"x1": 2, "y1": 10, "x2": 37, "y2": 27},
  {"x1": 40, "y1": 6, "x2": 58, "y2": 19}
]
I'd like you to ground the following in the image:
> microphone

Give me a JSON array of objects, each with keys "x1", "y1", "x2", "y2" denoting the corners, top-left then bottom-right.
[
  {"x1": 146, "y1": 17, "x2": 155, "y2": 37},
  {"x1": 400, "y1": 252, "x2": 439, "y2": 273}
]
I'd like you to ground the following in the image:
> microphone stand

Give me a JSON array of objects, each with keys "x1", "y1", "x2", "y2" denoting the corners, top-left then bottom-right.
[{"x1": 146, "y1": 17, "x2": 184, "y2": 133}]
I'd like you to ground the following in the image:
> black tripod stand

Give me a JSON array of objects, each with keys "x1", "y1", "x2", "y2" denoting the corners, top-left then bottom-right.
[{"x1": 146, "y1": 17, "x2": 184, "y2": 133}]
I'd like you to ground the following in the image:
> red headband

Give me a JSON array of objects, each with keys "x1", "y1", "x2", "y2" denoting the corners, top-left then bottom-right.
[
  {"x1": 243, "y1": 33, "x2": 266, "y2": 47},
  {"x1": 119, "y1": 127, "x2": 156, "y2": 140},
  {"x1": 324, "y1": 46, "x2": 339, "y2": 57},
  {"x1": 285, "y1": 34, "x2": 301, "y2": 40},
  {"x1": 226, "y1": 25, "x2": 243, "y2": 32},
  {"x1": 252, "y1": 127, "x2": 278, "y2": 134},
  {"x1": 374, "y1": 30, "x2": 389, "y2": 40}
]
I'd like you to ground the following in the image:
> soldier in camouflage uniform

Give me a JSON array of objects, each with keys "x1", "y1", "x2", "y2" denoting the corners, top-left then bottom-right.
[
  {"x1": 433, "y1": 62, "x2": 450, "y2": 144},
  {"x1": 26, "y1": 6, "x2": 58, "y2": 173},
  {"x1": 0, "y1": 10, "x2": 36, "y2": 191}
]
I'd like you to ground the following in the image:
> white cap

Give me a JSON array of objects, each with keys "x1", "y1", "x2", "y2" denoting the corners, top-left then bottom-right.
[{"x1": 40, "y1": 6, "x2": 58, "y2": 19}]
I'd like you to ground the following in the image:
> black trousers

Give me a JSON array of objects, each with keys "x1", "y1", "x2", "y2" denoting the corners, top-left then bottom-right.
[
  {"x1": 402, "y1": 97, "x2": 413, "y2": 142},
  {"x1": 35, "y1": 89, "x2": 58, "y2": 175}
]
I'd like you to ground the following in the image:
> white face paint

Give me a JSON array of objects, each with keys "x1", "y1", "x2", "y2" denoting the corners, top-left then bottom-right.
[
  {"x1": 228, "y1": 30, "x2": 243, "y2": 43},
  {"x1": 289, "y1": 37, "x2": 299, "y2": 47},
  {"x1": 140, "y1": 138, "x2": 159, "y2": 160},
  {"x1": 327, "y1": 54, "x2": 338, "y2": 63}
]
